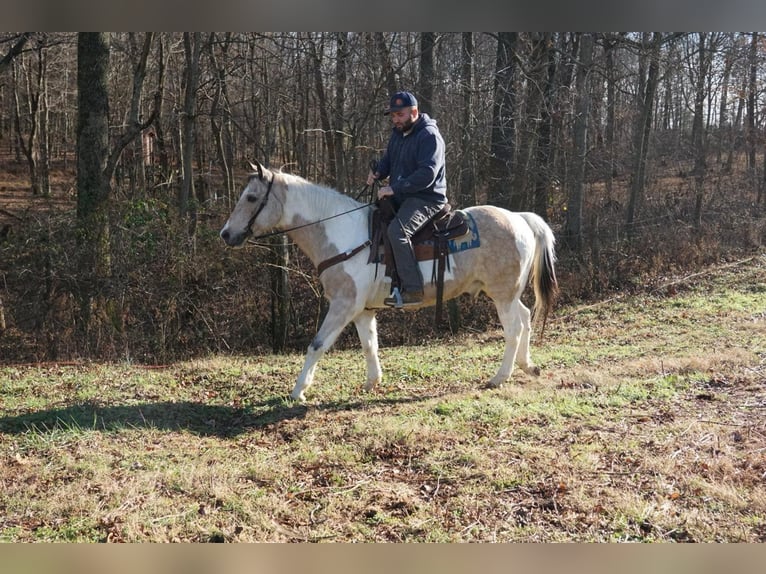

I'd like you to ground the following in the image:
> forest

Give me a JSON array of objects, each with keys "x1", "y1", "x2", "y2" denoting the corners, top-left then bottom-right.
[{"x1": 0, "y1": 32, "x2": 765, "y2": 362}]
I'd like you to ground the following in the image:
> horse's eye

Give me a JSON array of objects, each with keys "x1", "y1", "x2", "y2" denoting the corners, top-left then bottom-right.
[{"x1": 246, "y1": 194, "x2": 258, "y2": 203}]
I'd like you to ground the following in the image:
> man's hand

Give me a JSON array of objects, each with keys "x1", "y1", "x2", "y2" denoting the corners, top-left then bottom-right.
[
  {"x1": 377, "y1": 186, "x2": 394, "y2": 201},
  {"x1": 366, "y1": 170, "x2": 380, "y2": 186}
]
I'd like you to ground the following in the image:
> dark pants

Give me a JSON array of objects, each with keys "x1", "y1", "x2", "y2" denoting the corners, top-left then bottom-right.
[{"x1": 387, "y1": 197, "x2": 444, "y2": 293}]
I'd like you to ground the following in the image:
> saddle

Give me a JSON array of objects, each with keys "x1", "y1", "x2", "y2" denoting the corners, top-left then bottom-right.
[{"x1": 368, "y1": 199, "x2": 469, "y2": 323}]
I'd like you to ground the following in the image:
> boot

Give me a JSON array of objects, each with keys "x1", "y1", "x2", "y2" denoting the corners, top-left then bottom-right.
[{"x1": 384, "y1": 287, "x2": 424, "y2": 309}]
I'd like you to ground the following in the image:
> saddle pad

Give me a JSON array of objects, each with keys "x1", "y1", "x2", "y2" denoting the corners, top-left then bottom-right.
[{"x1": 413, "y1": 210, "x2": 480, "y2": 261}]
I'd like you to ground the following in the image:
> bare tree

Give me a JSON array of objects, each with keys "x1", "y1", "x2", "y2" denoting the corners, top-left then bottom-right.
[
  {"x1": 375, "y1": 33, "x2": 398, "y2": 95},
  {"x1": 691, "y1": 33, "x2": 715, "y2": 227},
  {"x1": 487, "y1": 32, "x2": 517, "y2": 208},
  {"x1": 208, "y1": 32, "x2": 236, "y2": 200},
  {"x1": 334, "y1": 32, "x2": 350, "y2": 191},
  {"x1": 180, "y1": 32, "x2": 201, "y2": 223},
  {"x1": 566, "y1": 32, "x2": 594, "y2": 252},
  {"x1": 11, "y1": 36, "x2": 49, "y2": 195},
  {"x1": 418, "y1": 32, "x2": 436, "y2": 115},
  {"x1": 626, "y1": 32, "x2": 662, "y2": 236},
  {"x1": 76, "y1": 32, "x2": 111, "y2": 331},
  {"x1": 457, "y1": 32, "x2": 475, "y2": 208},
  {"x1": 0, "y1": 32, "x2": 32, "y2": 75}
]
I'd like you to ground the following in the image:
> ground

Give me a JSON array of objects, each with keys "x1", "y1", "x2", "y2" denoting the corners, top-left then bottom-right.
[{"x1": 0, "y1": 254, "x2": 764, "y2": 542}]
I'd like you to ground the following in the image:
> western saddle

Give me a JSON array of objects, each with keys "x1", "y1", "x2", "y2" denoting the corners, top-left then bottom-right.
[{"x1": 368, "y1": 199, "x2": 469, "y2": 323}]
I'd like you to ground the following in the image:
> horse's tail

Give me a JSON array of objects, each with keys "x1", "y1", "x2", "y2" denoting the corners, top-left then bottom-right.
[{"x1": 519, "y1": 212, "x2": 558, "y2": 336}]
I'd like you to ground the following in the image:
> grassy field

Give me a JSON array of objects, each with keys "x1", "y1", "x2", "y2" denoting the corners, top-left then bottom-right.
[{"x1": 1, "y1": 255, "x2": 765, "y2": 542}]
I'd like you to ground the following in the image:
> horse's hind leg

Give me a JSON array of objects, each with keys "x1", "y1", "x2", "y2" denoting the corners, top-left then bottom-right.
[
  {"x1": 353, "y1": 310, "x2": 382, "y2": 392},
  {"x1": 291, "y1": 300, "x2": 358, "y2": 402},
  {"x1": 515, "y1": 301, "x2": 540, "y2": 376},
  {"x1": 488, "y1": 298, "x2": 528, "y2": 388}
]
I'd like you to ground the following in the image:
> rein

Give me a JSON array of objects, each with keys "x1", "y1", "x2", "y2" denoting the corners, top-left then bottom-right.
[
  {"x1": 246, "y1": 178, "x2": 375, "y2": 245},
  {"x1": 241, "y1": 171, "x2": 378, "y2": 275}
]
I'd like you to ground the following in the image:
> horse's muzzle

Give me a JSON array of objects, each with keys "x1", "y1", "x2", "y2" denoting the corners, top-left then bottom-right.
[{"x1": 220, "y1": 227, "x2": 246, "y2": 247}]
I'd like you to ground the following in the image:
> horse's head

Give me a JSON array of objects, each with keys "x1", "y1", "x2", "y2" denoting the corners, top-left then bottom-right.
[{"x1": 220, "y1": 161, "x2": 282, "y2": 247}]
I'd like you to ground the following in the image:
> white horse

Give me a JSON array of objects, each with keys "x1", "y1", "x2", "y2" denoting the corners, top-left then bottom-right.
[{"x1": 220, "y1": 161, "x2": 558, "y2": 402}]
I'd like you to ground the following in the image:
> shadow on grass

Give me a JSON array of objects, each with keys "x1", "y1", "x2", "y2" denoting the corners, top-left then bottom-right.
[{"x1": 0, "y1": 393, "x2": 444, "y2": 439}]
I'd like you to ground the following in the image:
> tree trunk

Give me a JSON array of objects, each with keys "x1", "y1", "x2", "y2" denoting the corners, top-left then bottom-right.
[
  {"x1": 457, "y1": 32, "x2": 475, "y2": 208},
  {"x1": 747, "y1": 32, "x2": 759, "y2": 201},
  {"x1": 308, "y1": 34, "x2": 337, "y2": 184},
  {"x1": 626, "y1": 33, "x2": 661, "y2": 237},
  {"x1": 692, "y1": 33, "x2": 713, "y2": 228},
  {"x1": 418, "y1": 32, "x2": 435, "y2": 115},
  {"x1": 12, "y1": 49, "x2": 41, "y2": 195},
  {"x1": 604, "y1": 33, "x2": 618, "y2": 200},
  {"x1": 334, "y1": 32, "x2": 349, "y2": 192},
  {"x1": 270, "y1": 235, "x2": 290, "y2": 353},
  {"x1": 717, "y1": 33, "x2": 734, "y2": 170},
  {"x1": 208, "y1": 32, "x2": 236, "y2": 200},
  {"x1": 76, "y1": 32, "x2": 112, "y2": 334},
  {"x1": 375, "y1": 33, "x2": 398, "y2": 95},
  {"x1": 0, "y1": 32, "x2": 31, "y2": 75},
  {"x1": 152, "y1": 34, "x2": 170, "y2": 186},
  {"x1": 518, "y1": 32, "x2": 552, "y2": 214},
  {"x1": 533, "y1": 33, "x2": 558, "y2": 217},
  {"x1": 104, "y1": 33, "x2": 158, "y2": 187},
  {"x1": 747, "y1": 32, "x2": 757, "y2": 173},
  {"x1": 487, "y1": 32, "x2": 517, "y2": 208},
  {"x1": 566, "y1": 32, "x2": 593, "y2": 253},
  {"x1": 180, "y1": 32, "x2": 201, "y2": 228}
]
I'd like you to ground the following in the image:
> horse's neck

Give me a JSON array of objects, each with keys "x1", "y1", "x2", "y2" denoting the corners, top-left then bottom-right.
[{"x1": 283, "y1": 178, "x2": 366, "y2": 266}]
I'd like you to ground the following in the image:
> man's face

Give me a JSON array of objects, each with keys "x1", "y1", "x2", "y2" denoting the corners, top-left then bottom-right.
[{"x1": 391, "y1": 107, "x2": 417, "y2": 132}]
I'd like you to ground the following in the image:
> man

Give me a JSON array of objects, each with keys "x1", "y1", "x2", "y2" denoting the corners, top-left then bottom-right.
[{"x1": 367, "y1": 91, "x2": 447, "y2": 308}]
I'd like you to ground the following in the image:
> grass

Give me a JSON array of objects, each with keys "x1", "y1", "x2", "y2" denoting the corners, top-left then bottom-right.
[{"x1": 1, "y1": 255, "x2": 765, "y2": 542}]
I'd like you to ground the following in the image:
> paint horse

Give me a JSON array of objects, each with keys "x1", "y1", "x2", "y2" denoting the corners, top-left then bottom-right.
[{"x1": 220, "y1": 161, "x2": 558, "y2": 402}]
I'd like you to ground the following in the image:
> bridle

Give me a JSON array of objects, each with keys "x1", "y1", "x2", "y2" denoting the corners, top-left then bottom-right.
[{"x1": 244, "y1": 171, "x2": 275, "y2": 239}]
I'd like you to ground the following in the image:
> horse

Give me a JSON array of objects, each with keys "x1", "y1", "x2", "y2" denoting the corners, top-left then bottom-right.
[{"x1": 220, "y1": 161, "x2": 558, "y2": 402}]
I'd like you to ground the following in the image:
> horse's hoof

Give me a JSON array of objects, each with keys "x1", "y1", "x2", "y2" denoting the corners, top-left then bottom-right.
[
  {"x1": 363, "y1": 377, "x2": 381, "y2": 392},
  {"x1": 289, "y1": 391, "x2": 306, "y2": 403},
  {"x1": 485, "y1": 377, "x2": 505, "y2": 389},
  {"x1": 523, "y1": 365, "x2": 541, "y2": 376}
]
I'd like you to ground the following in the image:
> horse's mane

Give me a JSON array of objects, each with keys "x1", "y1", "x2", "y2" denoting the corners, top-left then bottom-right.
[{"x1": 277, "y1": 171, "x2": 365, "y2": 215}]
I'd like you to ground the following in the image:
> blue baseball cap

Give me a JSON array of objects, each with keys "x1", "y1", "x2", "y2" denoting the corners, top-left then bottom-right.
[{"x1": 384, "y1": 91, "x2": 418, "y2": 114}]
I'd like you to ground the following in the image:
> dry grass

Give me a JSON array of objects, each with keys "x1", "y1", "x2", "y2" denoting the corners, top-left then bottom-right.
[{"x1": 1, "y1": 255, "x2": 765, "y2": 542}]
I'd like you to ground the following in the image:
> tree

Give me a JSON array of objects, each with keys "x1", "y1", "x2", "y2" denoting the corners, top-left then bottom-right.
[
  {"x1": 532, "y1": 33, "x2": 558, "y2": 217},
  {"x1": 334, "y1": 32, "x2": 350, "y2": 191},
  {"x1": 457, "y1": 32, "x2": 475, "y2": 208},
  {"x1": 566, "y1": 32, "x2": 594, "y2": 252},
  {"x1": 691, "y1": 33, "x2": 715, "y2": 227},
  {"x1": 76, "y1": 32, "x2": 111, "y2": 331},
  {"x1": 11, "y1": 35, "x2": 50, "y2": 195},
  {"x1": 487, "y1": 32, "x2": 517, "y2": 208},
  {"x1": 418, "y1": 32, "x2": 436, "y2": 115},
  {"x1": 180, "y1": 32, "x2": 201, "y2": 223},
  {"x1": 0, "y1": 32, "x2": 32, "y2": 74},
  {"x1": 626, "y1": 32, "x2": 662, "y2": 236},
  {"x1": 208, "y1": 32, "x2": 236, "y2": 201}
]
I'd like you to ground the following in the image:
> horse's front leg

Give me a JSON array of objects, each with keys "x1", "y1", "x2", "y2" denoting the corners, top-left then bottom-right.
[
  {"x1": 353, "y1": 309, "x2": 382, "y2": 392},
  {"x1": 291, "y1": 300, "x2": 358, "y2": 402}
]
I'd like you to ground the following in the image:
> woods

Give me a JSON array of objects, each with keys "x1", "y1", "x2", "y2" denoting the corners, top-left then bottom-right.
[{"x1": 1, "y1": 32, "x2": 766, "y2": 362}]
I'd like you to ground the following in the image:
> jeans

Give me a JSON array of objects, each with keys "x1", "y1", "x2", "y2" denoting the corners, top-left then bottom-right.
[{"x1": 387, "y1": 197, "x2": 444, "y2": 293}]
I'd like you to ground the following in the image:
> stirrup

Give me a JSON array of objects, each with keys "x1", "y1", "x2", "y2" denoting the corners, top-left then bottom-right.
[{"x1": 384, "y1": 287, "x2": 404, "y2": 309}]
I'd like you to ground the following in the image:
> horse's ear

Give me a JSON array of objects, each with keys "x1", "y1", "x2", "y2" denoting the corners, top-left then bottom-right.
[{"x1": 248, "y1": 160, "x2": 265, "y2": 181}]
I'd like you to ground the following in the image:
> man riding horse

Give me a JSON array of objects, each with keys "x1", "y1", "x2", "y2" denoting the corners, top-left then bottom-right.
[{"x1": 367, "y1": 91, "x2": 447, "y2": 308}]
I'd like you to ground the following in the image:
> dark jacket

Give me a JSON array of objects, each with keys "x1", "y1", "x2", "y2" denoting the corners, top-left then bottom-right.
[{"x1": 376, "y1": 113, "x2": 447, "y2": 206}]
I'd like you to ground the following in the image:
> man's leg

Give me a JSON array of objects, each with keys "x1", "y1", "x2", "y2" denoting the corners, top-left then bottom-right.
[{"x1": 386, "y1": 198, "x2": 442, "y2": 306}]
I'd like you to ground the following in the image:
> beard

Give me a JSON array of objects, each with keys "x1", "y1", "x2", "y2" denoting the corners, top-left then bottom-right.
[{"x1": 394, "y1": 116, "x2": 415, "y2": 132}]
